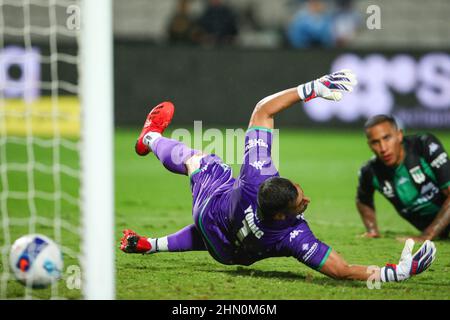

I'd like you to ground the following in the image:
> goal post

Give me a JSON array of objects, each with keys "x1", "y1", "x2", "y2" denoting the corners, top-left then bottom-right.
[{"x1": 80, "y1": 0, "x2": 115, "y2": 300}]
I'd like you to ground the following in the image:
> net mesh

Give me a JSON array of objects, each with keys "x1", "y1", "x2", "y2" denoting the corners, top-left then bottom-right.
[{"x1": 0, "y1": 0, "x2": 82, "y2": 299}]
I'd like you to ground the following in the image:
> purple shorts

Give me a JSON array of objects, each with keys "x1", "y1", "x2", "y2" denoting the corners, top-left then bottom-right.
[{"x1": 190, "y1": 154, "x2": 236, "y2": 264}]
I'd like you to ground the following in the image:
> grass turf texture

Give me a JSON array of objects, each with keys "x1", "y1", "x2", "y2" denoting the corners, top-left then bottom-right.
[
  {"x1": 1, "y1": 128, "x2": 449, "y2": 299},
  {"x1": 115, "y1": 128, "x2": 450, "y2": 300}
]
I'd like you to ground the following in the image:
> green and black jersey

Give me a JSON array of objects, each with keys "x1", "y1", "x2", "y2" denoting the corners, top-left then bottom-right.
[{"x1": 357, "y1": 133, "x2": 450, "y2": 233}]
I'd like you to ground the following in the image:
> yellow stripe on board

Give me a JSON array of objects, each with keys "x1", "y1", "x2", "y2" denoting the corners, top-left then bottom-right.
[{"x1": 0, "y1": 96, "x2": 80, "y2": 137}]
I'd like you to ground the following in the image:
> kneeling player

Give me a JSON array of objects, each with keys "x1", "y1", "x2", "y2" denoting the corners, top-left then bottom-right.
[
  {"x1": 121, "y1": 70, "x2": 436, "y2": 283},
  {"x1": 357, "y1": 115, "x2": 450, "y2": 241}
]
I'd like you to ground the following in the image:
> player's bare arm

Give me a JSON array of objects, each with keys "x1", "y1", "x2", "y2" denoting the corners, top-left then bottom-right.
[
  {"x1": 320, "y1": 250, "x2": 379, "y2": 280},
  {"x1": 249, "y1": 88, "x2": 300, "y2": 129},
  {"x1": 356, "y1": 201, "x2": 380, "y2": 238},
  {"x1": 249, "y1": 69, "x2": 357, "y2": 129},
  {"x1": 320, "y1": 240, "x2": 436, "y2": 282},
  {"x1": 419, "y1": 187, "x2": 450, "y2": 241}
]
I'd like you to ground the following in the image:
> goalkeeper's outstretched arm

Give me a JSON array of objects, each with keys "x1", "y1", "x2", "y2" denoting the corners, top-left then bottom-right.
[
  {"x1": 319, "y1": 239, "x2": 436, "y2": 283},
  {"x1": 248, "y1": 70, "x2": 357, "y2": 129}
]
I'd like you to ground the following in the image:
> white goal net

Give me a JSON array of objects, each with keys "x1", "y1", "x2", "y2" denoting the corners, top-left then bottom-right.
[{"x1": 0, "y1": 0, "x2": 114, "y2": 299}]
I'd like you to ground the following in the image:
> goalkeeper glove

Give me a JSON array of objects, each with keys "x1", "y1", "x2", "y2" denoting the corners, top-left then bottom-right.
[
  {"x1": 381, "y1": 239, "x2": 437, "y2": 282},
  {"x1": 297, "y1": 69, "x2": 357, "y2": 102}
]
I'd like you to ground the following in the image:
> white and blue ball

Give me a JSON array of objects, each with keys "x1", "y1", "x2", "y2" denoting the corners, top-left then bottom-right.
[{"x1": 9, "y1": 234, "x2": 63, "y2": 288}]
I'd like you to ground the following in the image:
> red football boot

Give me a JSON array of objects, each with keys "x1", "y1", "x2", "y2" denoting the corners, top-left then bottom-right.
[
  {"x1": 120, "y1": 229, "x2": 152, "y2": 254},
  {"x1": 135, "y1": 101, "x2": 175, "y2": 156}
]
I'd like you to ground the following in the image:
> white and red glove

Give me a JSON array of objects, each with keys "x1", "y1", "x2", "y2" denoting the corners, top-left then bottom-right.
[
  {"x1": 381, "y1": 239, "x2": 437, "y2": 282},
  {"x1": 297, "y1": 69, "x2": 357, "y2": 102}
]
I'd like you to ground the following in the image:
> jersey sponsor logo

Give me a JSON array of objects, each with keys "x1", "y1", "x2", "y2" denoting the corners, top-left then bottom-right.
[
  {"x1": 250, "y1": 160, "x2": 266, "y2": 171},
  {"x1": 431, "y1": 152, "x2": 448, "y2": 169},
  {"x1": 400, "y1": 182, "x2": 440, "y2": 215},
  {"x1": 382, "y1": 181, "x2": 395, "y2": 198},
  {"x1": 420, "y1": 181, "x2": 438, "y2": 194},
  {"x1": 411, "y1": 182, "x2": 440, "y2": 212},
  {"x1": 245, "y1": 138, "x2": 268, "y2": 151},
  {"x1": 428, "y1": 142, "x2": 439, "y2": 155},
  {"x1": 418, "y1": 182, "x2": 440, "y2": 203},
  {"x1": 302, "y1": 242, "x2": 318, "y2": 262},
  {"x1": 289, "y1": 229, "x2": 304, "y2": 242},
  {"x1": 237, "y1": 206, "x2": 264, "y2": 241},
  {"x1": 409, "y1": 166, "x2": 426, "y2": 184}
]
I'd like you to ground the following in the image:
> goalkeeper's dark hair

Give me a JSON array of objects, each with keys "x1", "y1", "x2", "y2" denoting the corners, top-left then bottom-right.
[
  {"x1": 364, "y1": 114, "x2": 398, "y2": 131},
  {"x1": 257, "y1": 177, "x2": 298, "y2": 221}
]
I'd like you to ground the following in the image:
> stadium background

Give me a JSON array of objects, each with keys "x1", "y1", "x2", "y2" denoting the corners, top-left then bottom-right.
[
  {"x1": 1, "y1": 0, "x2": 449, "y2": 299},
  {"x1": 3, "y1": 0, "x2": 450, "y2": 129}
]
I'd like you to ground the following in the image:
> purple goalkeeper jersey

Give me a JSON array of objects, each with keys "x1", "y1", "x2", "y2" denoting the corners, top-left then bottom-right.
[{"x1": 190, "y1": 127, "x2": 331, "y2": 270}]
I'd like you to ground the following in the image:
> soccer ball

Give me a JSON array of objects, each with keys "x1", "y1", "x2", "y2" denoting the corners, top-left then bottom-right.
[{"x1": 9, "y1": 234, "x2": 64, "y2": 288}]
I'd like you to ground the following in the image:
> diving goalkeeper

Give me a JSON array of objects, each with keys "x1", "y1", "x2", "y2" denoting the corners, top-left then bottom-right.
[{"x1": 120, "y1": 70, "x2": 436, "y2": 283}]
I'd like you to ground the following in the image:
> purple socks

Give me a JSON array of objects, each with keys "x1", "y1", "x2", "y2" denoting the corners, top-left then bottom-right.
[
  {"x1": 167, "y1": 224, "x2": 206, "y2": 252},
  {"x1": 152, "y1": 137, "x2": 199, "y2": 175}
]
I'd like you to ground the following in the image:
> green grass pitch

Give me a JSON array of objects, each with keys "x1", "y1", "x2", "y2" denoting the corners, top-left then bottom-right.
[
  {"x1": 1, "y1": 128, "x2": 449, "y2": 299},
  {"x1": 115, "y1": 128, "x2": 450, "y2": 300}
]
